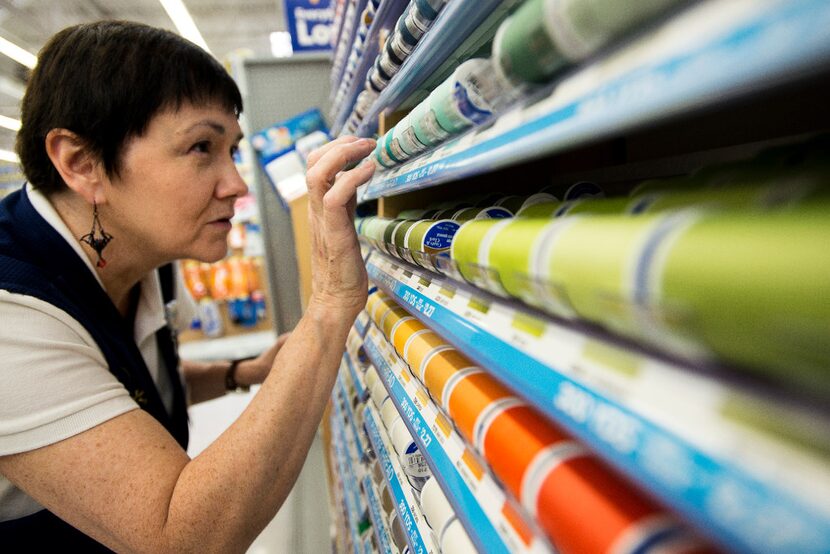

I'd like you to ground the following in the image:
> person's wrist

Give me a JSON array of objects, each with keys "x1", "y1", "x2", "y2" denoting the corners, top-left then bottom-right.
[
  {"x1": 225, "y1": 357, "x2": 255, "y2": 392},
  {"x1": 307, "y1": 292, "x2": 365, "y2": 323}
]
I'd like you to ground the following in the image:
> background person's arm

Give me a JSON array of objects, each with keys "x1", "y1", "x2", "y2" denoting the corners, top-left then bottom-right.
[
  {"x1": 0, "y1": 137, "x2": 376, "y2": 553},
  {"x1": 181, "y1": 331, "x2": 291, "y2": 404}
]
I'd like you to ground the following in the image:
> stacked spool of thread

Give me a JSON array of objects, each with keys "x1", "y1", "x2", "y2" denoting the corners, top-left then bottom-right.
[{"x1": 366, "y1": 291, "x2": 711, "y2": 553}]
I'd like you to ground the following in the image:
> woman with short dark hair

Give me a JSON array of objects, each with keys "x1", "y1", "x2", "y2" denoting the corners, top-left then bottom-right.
[{"x1": 0, "y1": 20, "x2": 376, "y2": 552}]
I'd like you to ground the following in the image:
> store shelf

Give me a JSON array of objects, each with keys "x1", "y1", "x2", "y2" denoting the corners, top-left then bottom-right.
[
  {"x1": 355, "y1": 309, "x2": 372, "y2": 337},
  {"x1": 365, "y1": 248, "x2": 830, "y2": 554},
  {"x1": 330, "y1": 407, "x2": 367, "y2": 554},
  {"x1": 332, "y1": 0, "x2": 410, "y2": 135},
  {"x1": 355, "y1": 0, "x2": 516, "y2": 136},
  {"x1": 343, "y1": 351, "x2": 368, "y2": 407},
  {"x1": 357, "y1": 0, "x2": 830, "y2": 203},
  {"x1": 363, "y1": 402, "x2": 436, "y2": 554},
  {"x1": 363, "y1": 324, "x2": 551, "y2": 554},
  {"x1": 331, "y1": 0, "x2": 370, "y2": 96},
  {"x1": 362, "y1": 474, "x2": 396, "y2": 554},
  {"x1": 337, "y1": 366, "x2": 368, "y2": 463}
]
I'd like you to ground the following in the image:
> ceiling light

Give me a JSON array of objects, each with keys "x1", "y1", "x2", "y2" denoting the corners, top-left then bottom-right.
[
  {"x1": 270, "y1": 32, "x2": 293, "y2": 58},
  {"x1": 0, "y1": 36, "x2": 37, "y2": 69},
  {"x1": 0, "y1": 115, "x2": 21, "y2": 131},
  {"x1": 0, "y1": 76, "x2": 26, "y2": 100},
  {"x1": 158, "y1": 0, "x2": 211, "y2": 54},
  {"x1": 0, "y1": 149, "x2": 19, "y2": 163}
]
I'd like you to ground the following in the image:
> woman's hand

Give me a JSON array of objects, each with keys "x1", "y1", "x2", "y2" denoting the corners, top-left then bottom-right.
[{"x1": 304, "y1": 136, "x2": 376, "y2": 319}]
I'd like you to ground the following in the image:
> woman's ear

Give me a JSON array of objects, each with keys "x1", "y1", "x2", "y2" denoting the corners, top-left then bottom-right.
[{"x1": 44, "y1": 128, "x2": 107, "y2": 205}]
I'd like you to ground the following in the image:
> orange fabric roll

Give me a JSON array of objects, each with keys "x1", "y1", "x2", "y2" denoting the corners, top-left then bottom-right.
[
  {"x1": 446, "y1": 372, "x2": 514, "y2": 441},
  {"x1": 403, "y1": 330, "x2": 450, "y2": 374},
  {"x1": 481, "y1": 405, "x2": 571, "y2": 497},
  {"x1": 533, "y1": 454, "x2": 666, "y2": 554},
  {"x1": 421, "y1": 348, "x2": 477, "y2": 403},
  {"x1": 381, "y1": 306, "x2": 410, "y2": 338},
  {"x1": 391, "y1": 318, "x2": 429, "y2": 355}
]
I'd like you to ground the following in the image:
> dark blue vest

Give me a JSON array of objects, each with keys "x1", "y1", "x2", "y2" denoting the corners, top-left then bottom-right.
[{"x1": 0, "y1": 187, "x2": 189, "y2": 551}]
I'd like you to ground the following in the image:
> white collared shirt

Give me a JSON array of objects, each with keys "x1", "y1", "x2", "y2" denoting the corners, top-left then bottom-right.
[{"x1": 0, "y1": 185, "x2": 195, "y2": 520}]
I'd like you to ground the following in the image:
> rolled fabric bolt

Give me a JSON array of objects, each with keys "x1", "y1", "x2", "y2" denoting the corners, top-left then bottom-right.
[
  {"x1": 380, "y1": 398, "x2": 401, "y2": 431},
  {"x1": 528, "y1": 453, "x2": 699, "y2": 554},
  {"x1": 372, "y1": 297, "x2": 398, "y2": 327},
  {"x1": 480, "y1": 403, "x2": 572, "y2": 496},
  {"x1": 401, "y1": 4, "x2": 430, "y2": 42},
  {"x1": 413, "y1": 0, "x2": 446, "y2": 21},
  {"x1": 494, "y1": 0, "x2": 685, "y2": 85},
  {"x1": 485, "y1": 218, "x2": 582, "y2": 315},
  {"x1": 385, "y1": 219, "x2": 410, "y2": 259},
  {"x1": 432, "y1": 204, "x2": 472, "y2": 219},
  {"x1": 450, "y1": 219, "x2": 503, "y2": 288},
  {"x1": 396, "y1": 9, "x2": 421, "y2": 46},
  {"x1": 494, "y1": 195, "x2": 527, "y2": 214},
  {"x1": 391, "y1": 417, "x2": 432, "y2": 490},
  {"x1": 374, "y1": 138, "x2": 397, "y2": 168},
  {"x1": 389, "y1": 31, "x2": 414, "y2": 62},
  {"x1": 440, "y1": 518, "x2": 477, "y2": 554},
  {"x1": 429, "y1": 58, "x2": 505, "y2": 135},
  {"x1": 364, "y1": 364, "x2": 381, "y2": 391},
  {"x1": 392, "y1": 219, "x2": 421, "y2": 264},
  {"x1": 554, "y1": 196, "x2": 631, "y2": 217},
  {"x1": 475, "y1": 205, "x2": 514, "y2": 219},
  {"x1": 410, "y1": 99, "x2": 451, "y2": 147},
  {"x1": 403, "y1": 330, "x2": 450, "y2": 374},
  {"x1": 420, "y1": 477, "x2": 455, "y2": 533},
  {"x1": 372, "y1": 459, "x2": 385, "y2": 486},
  {"x1": 563, "y1": 181, "x2": 605, "y2": 200},
  {"x1": 421, "y1": 347, "x2": 478, "y2": 402},
  {"x1": 445, "y1": 370, "x2": 514, "y2": 441},
  {"x1": 366, "y1": 290, "x2": 389, "y2": 321},
  {"x1": 391, "y1": 318, "x2": 429, "y2": 355},
  {"x1": 451, "y1": 207, "x2": 482, "y2": 221},
  {"x1": 544, "y1": 212, "x2": 686, "y2": 335},
  {"x1": 516, "y1": 201, "x2": 562, "y2": 217},
  {"x1": 378, "y1": 52, "x2": 402, "y2": 83},
  {"x1": 397, "y1": 208, "x2": 429, "y2": 219},
  {"x1": 404, "y1": 219, "x2": 461, "y2": 271},
  {"x1": 369, "y1": 376, "x2": 390, "y2": 410},
  {"x1": 382, "y1": 128, "x2": 407, "y2": 166},
  {"x1": 520, "y1": 192, "x2": 559, "y2": 211},
  {"x1": 388, "y1": 511, "x2": 409, "y2": 551},
  {"x1": 628, "y1": 180, "x2": 827, "y2": 215},
  {"x1": 394, "y1": 114, "x2": 429, "y2": 158},
  {"x1": 382, "y1": 219, "x2": 407, "y2": 257},
  {"x1": 381, "y1": 306, "x2": 411, "y2": 338},
  {"x1": 650, "y1": 205, "x2": 830, "y2": 395},
  {"x1": 368, "y1": 290, "x2": 392, "y2": 323},
  {"x1": 379, "y1": 480, "x2": 395, "y2": 514}
]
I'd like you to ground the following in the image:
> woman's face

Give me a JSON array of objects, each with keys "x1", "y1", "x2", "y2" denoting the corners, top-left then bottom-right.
[{"x1": 103, "y1": 101, "x2": 247, "y2": 265}]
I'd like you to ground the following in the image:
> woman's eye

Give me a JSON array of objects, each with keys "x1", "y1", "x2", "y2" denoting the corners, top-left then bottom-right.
[{"x1": 191, "y1": 141, "x2": 211, "y2": 154}]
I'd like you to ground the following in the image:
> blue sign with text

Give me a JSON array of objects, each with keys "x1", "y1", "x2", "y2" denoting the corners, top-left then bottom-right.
[{"x1": 283, "y1": 0, "x2": 334, "y2": 53}]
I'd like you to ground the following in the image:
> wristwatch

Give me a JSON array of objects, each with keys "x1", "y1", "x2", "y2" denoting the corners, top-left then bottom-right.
[{"x1": 225, "y1": 356, "x2": 255, "y2": 392}]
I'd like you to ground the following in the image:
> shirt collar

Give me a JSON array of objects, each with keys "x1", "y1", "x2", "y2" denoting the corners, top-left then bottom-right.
[{"x1": 26, "y1": 184, "x2": 168, "y2": 345}]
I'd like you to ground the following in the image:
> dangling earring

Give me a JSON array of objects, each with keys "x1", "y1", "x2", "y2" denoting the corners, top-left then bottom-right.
[{"x1": 80, "y1": 201, "x2": 114, "y2": 268}]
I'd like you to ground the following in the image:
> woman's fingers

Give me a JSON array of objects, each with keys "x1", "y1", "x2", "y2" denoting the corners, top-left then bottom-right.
[
  {"x1": 306, "y1": 138, "x2": 375, "y2": 212},
  {"x1": 323, "y1": 160, "x2": 375, "y2": 212},
  {"x1": 305, "y1": 135, "x2": 360, "y2": 170}
]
